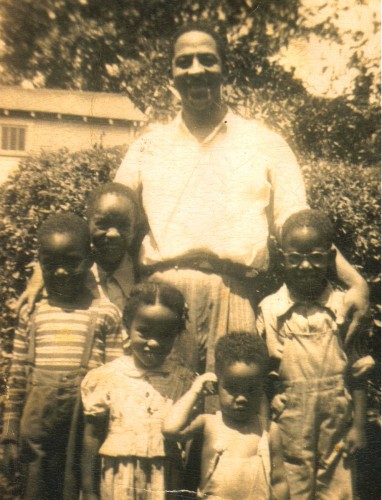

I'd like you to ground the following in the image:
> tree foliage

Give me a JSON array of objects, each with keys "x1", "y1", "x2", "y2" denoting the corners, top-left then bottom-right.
[{"x1": 0, "y1": 0, "x2": 380, "y2": 163}]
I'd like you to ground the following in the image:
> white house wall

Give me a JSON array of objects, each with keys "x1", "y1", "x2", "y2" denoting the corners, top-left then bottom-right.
[{"x1": 0, "y1": 116, "x2": 136, "y2": 183}]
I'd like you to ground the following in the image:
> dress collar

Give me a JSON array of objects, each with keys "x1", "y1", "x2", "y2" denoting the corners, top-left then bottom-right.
[{"x1": 117, "y1": 355, "x2": 173, "y2": 378}]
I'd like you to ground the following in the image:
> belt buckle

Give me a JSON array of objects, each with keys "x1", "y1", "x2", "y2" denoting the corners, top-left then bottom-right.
[
  {"x1": 198, "y1": 259, "x2": 214, "y2": 272},
  {"x1": 245, "y1": 268, "x2": 259, "y2": 279}
]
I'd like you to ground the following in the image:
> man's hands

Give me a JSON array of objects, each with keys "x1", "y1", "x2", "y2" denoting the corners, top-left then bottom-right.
[
  {"x1": 343, "y1": 426, "x2": 366, "y2": 459},
  {"x1": 12, "y1": 263, "x2": 44, "y2": 317},
  {"x1": 351, "y1": 356, "x2": 375, "y2": 378},
  {"x1": 271, "y1": 393, "x2": 287, "y2": 416},
  {"x1": 337, "y1": 282, "x2": 370, "y2": 344}
]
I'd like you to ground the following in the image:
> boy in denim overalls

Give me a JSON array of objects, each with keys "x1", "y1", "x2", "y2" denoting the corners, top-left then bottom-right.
[
  {"x1": 2, "y1": 213, "x2": 122, "y2": 499},
  {"x1": 257, "y1": 209, "x2": 373, "y2": 499}
]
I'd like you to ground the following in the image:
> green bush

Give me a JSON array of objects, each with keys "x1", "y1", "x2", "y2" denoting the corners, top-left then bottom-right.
[
  {"x1": 303, "y1": 160, "x2": 381, "y2": 418},
  {"x1": 0, "y1": 146, "x2": 126, "y2": 385},
  {"x1": 0, "y1": 146, "x2": 379, "y2": 387}
]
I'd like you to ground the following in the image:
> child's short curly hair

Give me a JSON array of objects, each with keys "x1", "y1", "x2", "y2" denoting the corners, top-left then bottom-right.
[
  {"x1": 281, "y1": 209, "x2": 335, "y2": 249},
  {"x1": 86, "y1": 182, "x2": 139, "y2": 219},
  {"x1": 38, "y1": 212, "x2": 90, "y2": 250},
  {"x1": 123, "y1": 281, "x2": 188, "y2": 335},
  {"x1": 215, "y1": 332, "x2": 269, "y2": 375}
]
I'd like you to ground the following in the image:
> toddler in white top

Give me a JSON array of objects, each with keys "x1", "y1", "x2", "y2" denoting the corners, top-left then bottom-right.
[{"x1": 163, "y1": 332, "x2": 289, "y2": 500}]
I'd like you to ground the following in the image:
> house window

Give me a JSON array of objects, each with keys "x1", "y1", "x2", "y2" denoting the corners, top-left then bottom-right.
[{"x1": 1, "y1": 126, "x2": 26, "y2": 151}]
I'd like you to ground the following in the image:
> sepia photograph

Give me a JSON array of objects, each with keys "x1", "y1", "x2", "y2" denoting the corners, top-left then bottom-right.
[{"x1": 0, "y1": 1, "x2": 380, "y2": 499}]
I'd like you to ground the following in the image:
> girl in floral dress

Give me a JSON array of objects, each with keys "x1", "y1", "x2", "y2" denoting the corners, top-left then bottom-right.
[{"x1": 81, "y1": 282, "x2": 194, "y2": 500}]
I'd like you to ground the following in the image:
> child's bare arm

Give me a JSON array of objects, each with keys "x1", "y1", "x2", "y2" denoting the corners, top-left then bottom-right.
[
  {"x1": 162, "y1": 372, "x2": 216, "y2": 440},
  {"x1": 269, "y1": 421, "x2": 290, "y2": 500},
  {"x1": 82, "y1": 415, "x2": 107, "y2": 500},
  {"x1": 343, "y1": 387, "x2": 367, "y2": 458}
]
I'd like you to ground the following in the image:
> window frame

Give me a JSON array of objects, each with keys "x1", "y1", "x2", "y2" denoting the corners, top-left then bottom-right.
[{"x1": 1, "y1": 124, "x2": 27, "y2": 153}]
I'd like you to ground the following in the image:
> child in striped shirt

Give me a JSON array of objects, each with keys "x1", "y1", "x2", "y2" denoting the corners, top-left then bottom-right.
[{"x1": 2, "y1": 213, "x2": 123, "y2": 500}]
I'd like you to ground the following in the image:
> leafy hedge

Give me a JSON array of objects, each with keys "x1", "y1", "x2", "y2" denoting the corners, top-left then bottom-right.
[
  {"x1": 0, "y1": 145, "x2": 380, "y2": 497},
  {"x1": 303, "y1": 160, "x2": 381, "y2": 415},
  {"x1": 0, "y1": 146, "x2": 126, "y2": 389},
  {"x1": 1, "y1": 145, "x2": 379, "y2": 395}
]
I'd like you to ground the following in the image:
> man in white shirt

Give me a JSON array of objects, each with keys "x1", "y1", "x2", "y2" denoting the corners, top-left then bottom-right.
[{"x1": 114, "y1": 23, "x2": 369, "y2": 374}]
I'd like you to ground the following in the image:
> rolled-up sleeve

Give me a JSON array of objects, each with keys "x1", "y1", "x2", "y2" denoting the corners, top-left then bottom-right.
[
  {"x1": 114, "y1": 138, "x2": 143, "y2": 192},
  {"x1": 267, "y1": 134, "x2": 308, "y2": 240}
]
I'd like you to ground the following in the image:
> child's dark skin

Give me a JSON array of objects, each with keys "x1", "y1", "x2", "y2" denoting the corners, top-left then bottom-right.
[
  {"x1": 282, "y1": 225, "x2": 335, "y2": 301},
  {"x1": 163, "y1": 365, "x2": 289, "y2": 499},
  {"x1": 14, "y1": 192, "x2": 137, "y2": 312},
  {"x1": 88, "y1": 192, "x2": 137, "y2": 274},
  {"x1": 280, "y1": 225, "x2": 366, "y2": 457},
  {"x1": 39, "y1": 231, "x2": 93, "y2": 308},
  {"x1": 81, "y1": 301, "x2": 181, "y2": 500},
  {"x1": 4, "y1": 229, "x2": 93, "y2": 477}
]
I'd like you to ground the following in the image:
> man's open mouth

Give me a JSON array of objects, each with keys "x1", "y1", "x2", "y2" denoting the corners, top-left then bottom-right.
[{"x1": 188, "y1": 86, "x2": 210, "y2": 100}]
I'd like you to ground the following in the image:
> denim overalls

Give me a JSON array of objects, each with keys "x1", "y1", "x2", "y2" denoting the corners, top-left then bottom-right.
[
  {"x1": 19, "y1": 306, "x2": 99, "y2": 500},
  {"x1": 275, "y1": 303, "x2": 354, "y2": 500}
]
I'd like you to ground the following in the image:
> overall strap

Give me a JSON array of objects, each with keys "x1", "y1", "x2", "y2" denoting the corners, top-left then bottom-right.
[
  {"x1": 79, "y1": 300, "x2": 100, "y2": 371},
  {"x1": 63, "y1": 300, "x2": 99, "y2": 500},
  {"x1": 26, "y1": 309, "x2": 38, "y2": 366}
]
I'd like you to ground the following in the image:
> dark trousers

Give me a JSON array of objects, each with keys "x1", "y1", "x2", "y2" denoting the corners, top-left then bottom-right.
[{"x1": 19, "y1": 369, "x2": 83, "y2": 500}]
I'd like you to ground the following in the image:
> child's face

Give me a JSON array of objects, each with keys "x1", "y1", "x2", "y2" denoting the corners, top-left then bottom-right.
[
  {"x1": 89, "y1": 193, "x2": 136, "y2": 269},
  {"x1": 217, "y1": 362, "x2": 264, "y2": 422},
  {"x1": 129, "y1": 303, "x2": 179, "y2": 368},
  {"x1": 39, "y1": 231, "x2": 91, "y2": 303},
  {"x1": 282, "y1": 226, "x2": 334, "y2": 299}
]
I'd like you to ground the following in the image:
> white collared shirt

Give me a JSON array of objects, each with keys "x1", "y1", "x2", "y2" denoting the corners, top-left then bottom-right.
[{"x1": 115, "y1": 110, "x2": 307, "y2": 270}]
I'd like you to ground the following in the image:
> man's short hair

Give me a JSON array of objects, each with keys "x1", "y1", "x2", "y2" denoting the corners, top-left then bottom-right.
[
  {"x1": 170, "y1": 22, "x2": 227, "y2": 69},
  {"x1": 215, "y1": 332, "x2": 269, "y2": 375},
  {"x1": 86, "y1": 182, "x2": 139, "y2": 220},
  {"x1": 38, "y1": 212, "x2": 91, "y2": 250},
  {"x1": 281, "y1": 209, "x2": 335, "y2": 249}
]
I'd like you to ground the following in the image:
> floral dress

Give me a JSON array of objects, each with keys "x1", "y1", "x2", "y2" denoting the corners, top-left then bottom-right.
[{"x1": 81, "y1": 355, "x2": 194, "y2": 499}]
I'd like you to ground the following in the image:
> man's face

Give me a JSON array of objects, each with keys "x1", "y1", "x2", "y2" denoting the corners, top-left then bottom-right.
[{"x1": 172, "y1": 30, "x2": 223, "y2": 114}]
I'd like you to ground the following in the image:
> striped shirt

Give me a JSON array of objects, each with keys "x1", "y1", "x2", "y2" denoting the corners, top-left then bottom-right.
[{"x1": 2, "y1": 299, "x2": 123, "y2": 442}]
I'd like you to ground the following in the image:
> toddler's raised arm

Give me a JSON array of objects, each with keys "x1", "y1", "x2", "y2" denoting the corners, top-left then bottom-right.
[{"x1": 162, "y1": 372, "x2": 216, "y2": 440}]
